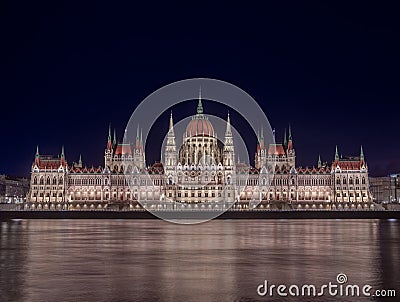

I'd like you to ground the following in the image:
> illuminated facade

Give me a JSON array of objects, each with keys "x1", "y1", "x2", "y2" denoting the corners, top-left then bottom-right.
[{"x1": 25, "y1": 99, "x2": 374, "y2": 211}]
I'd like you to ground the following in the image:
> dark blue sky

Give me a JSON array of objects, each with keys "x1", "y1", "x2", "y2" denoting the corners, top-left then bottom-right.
[{"x1": 1, "y1": 1, "x2": 399, "y2": 176}]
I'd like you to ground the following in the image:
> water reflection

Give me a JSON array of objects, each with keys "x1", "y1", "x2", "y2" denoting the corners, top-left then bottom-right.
[{"x1": 0, "y1": 219, "x2": 398, "y2": 301}]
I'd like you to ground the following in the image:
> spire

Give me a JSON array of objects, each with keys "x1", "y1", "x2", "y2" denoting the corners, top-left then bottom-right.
[
  {"x1": 259, "y1": 127, "x2": 265, "y2": 149},
  {"x1": 113, "y1": 128, "x2": 117, "y2": 145},
  {"x1": 318, "y1": 155, "x2": 321, "y2": 168},
  {"x1": 169, "y1": 111, "x2": 174, "y2": 131},
  {"x1": 287, "y1": 124, "x2": 293, "y2": 150},
  {"x1": 168, "y1": 111, "x2": 175, "y2": 139},
  {"x1": 197, "y1": 87, "x2": 203, "y2": 114},
  {"x1": 360, "y1": 145, "x2": 364, "y2": 161},
  {"x1": 335, "y1": 145, "x2": 339, "y2": 160},
  {"x1": 34, "y1": 145, "x2": 40, "y2": 165},
  {"x1": 283, "y1": 128, "x2": 287, "y2": 146},
  {"x1": 225, "y1": 111, "x2": 232, "y2": 136},
  {"x1": 107, "y1": 124, "x2": 113, "y2": 150},
  {"x1": 61, "y1": 145, "x2": 65, "y2": 159},
  {"x1": 79, "y1": 154, "x2": 82, "y2": 166},
  {"x1": 140, "y1": 129, "x2": 143, "y2": 148},
  {"x1": 135, "y1": 125, "x2": 142, "y2": 151}
]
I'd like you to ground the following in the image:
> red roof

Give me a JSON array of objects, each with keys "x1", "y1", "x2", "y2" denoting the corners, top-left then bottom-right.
[
  {"x1": 186, "y1": 117, "x2": 214, "y2": 137},
  {"x1": 268, "y1": 144, "x2": 285, "y2": 155},
  {"x1": 35, "y1": 156, "x2": 67, "y2": 169},
  {"x1": 332, "y1": 159, "x2": 363, "y2": 170},
  {"x1": 115, "y1": 144, "x2": 132, "y2": 155}
]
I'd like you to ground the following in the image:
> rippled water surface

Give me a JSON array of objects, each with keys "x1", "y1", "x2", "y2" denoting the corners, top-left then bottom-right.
[{"x1": 1, "y1": 219, "x2": 399, "y2": 301}]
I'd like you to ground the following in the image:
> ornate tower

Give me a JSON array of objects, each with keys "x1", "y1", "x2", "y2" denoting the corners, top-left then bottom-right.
[
  {"x1": 255, "y1": 128, "x2": 267, "y2": 169},
  {"x1": 223, "y1": 112, "x2": 235, "y2": 169},
  {"x1": 164, "y1": 111, "x2": 177, "y2": 183},
  {"x1": 286, "y1": 125, "x2": 295, "y2": 169},
  {"x1": 104, "y1": 124, "x2": 113, "y2": 169},
  {"x1": 133, "y1": 126, "x2": 145, "y2": 169}
]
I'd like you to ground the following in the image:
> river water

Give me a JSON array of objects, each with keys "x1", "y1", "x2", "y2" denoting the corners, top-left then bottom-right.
[{"x1": 1, "y1": 219, "x2": 399, "y2": 301}]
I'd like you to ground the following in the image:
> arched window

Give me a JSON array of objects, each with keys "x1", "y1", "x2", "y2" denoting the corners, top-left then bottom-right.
[
  {"x1": 33, "y1": 177, "x2": 37, "y2": 185},
  {"x1": 355, "y1": 178, "x2": 360, "y2": 185},
  {"x1": 59, "y1": 177, "x2": 63, "y2": 185},
  {"x1": 362, "y1": 177, "x2": 366, "y2": 185},
  {"x1": 46, "y1": 177, "x2": 50, "y2": 185},
  {"x1": 349, "y1": 178, "x2": 353, "y2": 185},
  {"x1": 52, "y1": 177, "x2": 57, "y2": 185},
  {"x1": 342, "y1": 178, "x2": 347, "y2": 185},
  {"x1": 336, "y1": 178, "x2": 340, "y2": 185}
]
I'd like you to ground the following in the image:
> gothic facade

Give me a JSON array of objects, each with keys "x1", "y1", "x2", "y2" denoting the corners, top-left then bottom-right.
[{"x1": 26, "y1": 99, "x2": 374, "y2": 211}]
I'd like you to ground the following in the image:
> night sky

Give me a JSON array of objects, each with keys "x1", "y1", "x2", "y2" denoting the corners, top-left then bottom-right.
[{"x1": 1, "y1": 1, "x2": 399, "y2": 177}]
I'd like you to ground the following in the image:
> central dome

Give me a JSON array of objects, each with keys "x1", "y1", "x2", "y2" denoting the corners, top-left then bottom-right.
[
  {"x1": 185, "y1": 96, "x2": 214, "y2": 137},
  {"x1": 186, "y1": 117, "x2": 214, "y2": 137}
]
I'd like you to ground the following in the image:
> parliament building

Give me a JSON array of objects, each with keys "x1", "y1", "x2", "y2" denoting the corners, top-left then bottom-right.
[{"x1": 25, "y1": 98, "x2": 374, "y2": 211}]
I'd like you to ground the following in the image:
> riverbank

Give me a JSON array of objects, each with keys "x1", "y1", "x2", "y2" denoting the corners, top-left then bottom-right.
[{"x1": 1, "y1": 210, "x2": 400, "y2": 220}]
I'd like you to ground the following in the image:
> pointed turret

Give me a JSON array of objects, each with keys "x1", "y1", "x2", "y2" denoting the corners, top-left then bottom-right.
[
  {"x1": 223, "y1": 111, "x2": 234, "y2": 168},
  {"x1": 318, "y1": 155, "x2": 322, "y2": 168},
  {"x1": 283, "y1": 128, "x2": 287, "y2": 147},
  {"x1": 360, "y1": 145, "x2": 364, "y2": 161},
  {"x1": 169, "y1": 111, "x2": 174, "y2": 132},
  {"x1": 34, "y1": 145, "x2": 40, "y2": 165},
  {"x1": 335, "y1": 145, "x2": 339, "y2": 160},
  {"x1": 107, "y1": 124, "x2": 113, "y2": 150},
  {"x1": 225, "y1": 111, "x2": 232, "y2": 137},
  {"x1": 255, "y1": 127, "x2": 267, "y2": 169},
  {"x1": 261, "y1": 127, "x2": 266, "y2": 148},
  {"x1": 165, "y1": 111, "x2": 177, "y2": 176},
  {"x1": 197, "y1": 87, "x2": 203, "y2": 115},
  {"x1": 135, "y1": 125, "x2": 140, "y2": 148},
  {"x1": 287, "y1": 124, "x2": 293, "y2": 150},
  {"x1": 60, "y1": 145, "x2": 66, "y2": 166},
  {"x1": 75, "y1": 154, "x2": 83, "y2": 168},
  {"x1": 140, "y1": 129, "x2": 143, "y2": 150},
  {"x1": 113, "y1": 128, "x2": 117, "y2": 146},
  {"x1": 104, "y1": 124, "x2": 113, "y2": 168}
]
